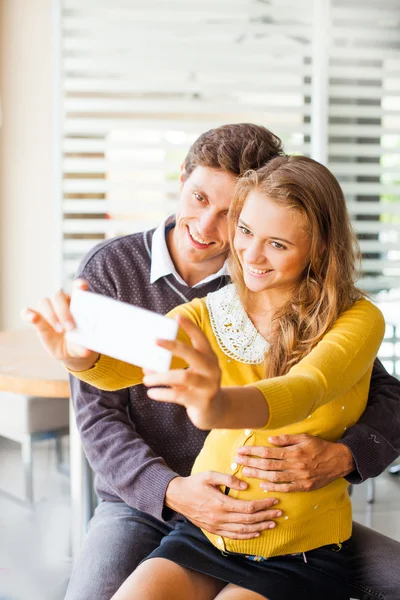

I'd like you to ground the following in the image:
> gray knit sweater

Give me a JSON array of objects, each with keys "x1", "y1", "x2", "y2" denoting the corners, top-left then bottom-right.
[{"x1": 70, "y1": 227, "x2": 400, "y2": 523}]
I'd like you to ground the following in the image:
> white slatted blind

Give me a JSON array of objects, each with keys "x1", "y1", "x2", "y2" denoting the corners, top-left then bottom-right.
[
  {"x1": 59, "y1": 0, "x2": 400, "y2": 295},
  {"x1": 328, "y1": 0, "x2": 400, "y2": 293},
  {"x1": 59, "y1": 0, "x2": 313, "y2": 280}
]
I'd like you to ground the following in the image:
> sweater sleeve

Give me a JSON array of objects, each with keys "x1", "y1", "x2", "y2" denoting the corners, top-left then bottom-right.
[
  {"x1": 340, "y1": 358, "x2": 400, "y2": 483},
  {"x1": 251, "y1": 299, "x2": 386, "y2": 430}
]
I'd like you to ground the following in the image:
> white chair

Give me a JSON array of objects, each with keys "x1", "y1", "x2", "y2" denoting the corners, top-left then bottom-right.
[{"x1": 0, "y1": 391, "x2": 69, "y2": 505}]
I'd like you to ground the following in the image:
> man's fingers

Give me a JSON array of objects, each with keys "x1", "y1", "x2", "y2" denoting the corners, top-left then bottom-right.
[
  {"x1": 268, "y1": 433, "x2": 310, "y2": 446},
  {"x1": 202, "y1": 471, "x2": 281, "y2": 512},
  {"x1": 203, "y1": 529, "x2": 263, "y2": 541},
  {"x1": 222, "y1": 495, "x2": 280, "y2": 515},
  {"x1": 211, "y1": 520, "x2": 278, "y2": 535},
  {"x1": 224, "y1": 508, "x2": 283, "y2": 526},
  {"x1": 250, "y1": 470, "x2": 294, "y2": 484},
  {"x1": 242, "y1": 467, "x2": 296, "y2": 482},
  {"x1": 235, "y1": 455, "x2": 289, "y2": 472},
  {"x1": 236, "y1": 445, "x2": 287, "y2": 461},
  {"x1": 260, "y1": 482, "x2": 307, "y2": 493},
  {"x1": 202, "y1": 471, "x2": 248, "y2": 491}
]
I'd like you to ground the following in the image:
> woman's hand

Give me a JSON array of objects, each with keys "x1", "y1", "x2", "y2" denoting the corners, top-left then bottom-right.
[
  {"x1": 142, "y1": 316, "x2": 223, "y2": 430},
  {"x1": 21, "y1": 279, "x2": 99, "y2": 372}
]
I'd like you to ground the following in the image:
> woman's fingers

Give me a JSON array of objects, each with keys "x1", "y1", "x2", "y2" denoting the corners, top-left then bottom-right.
[
  {"x1": 21, "y1": 308, "x2": 65, "y2": 358},
  {"x1": 51, "y1": 289, "x2": 75, "y2": 331},
  {"x1": 156, "y1": 338, "x2": 206, "y2": 371},
  {"x1": 143, "y1": 369, "x2": 203, "y2": 389},
  {"x1": 146, "y1": 387, "x2": 185, "y2": 403},
  {"x1": 21, "y1": 305, "x2": 91, "y2": 361},
  {"x1": 73, "y1": 278, "x2": 89, "y2": 292},
  {"x1": 52, "y1": 279, "x2": 89, "y2": 330},
  {"x1": 40, "y1": 296, "x2": 65, "y2": 333},
  {"x1": 21, "y1": 308, "x2": 53, "y2": 333},
  {"x1": 156, "y1": 337, "x2": 218, "y2": 375}
]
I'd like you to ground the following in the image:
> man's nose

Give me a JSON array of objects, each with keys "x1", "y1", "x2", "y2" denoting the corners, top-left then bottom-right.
[{"x1": 198, "y1": 210, "x2": 218, "y2": 236}]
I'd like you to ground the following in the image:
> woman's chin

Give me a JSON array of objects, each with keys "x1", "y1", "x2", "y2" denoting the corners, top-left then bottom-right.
[{"x1": 244, "y1": 278, "x2": 268, "y2": 293}]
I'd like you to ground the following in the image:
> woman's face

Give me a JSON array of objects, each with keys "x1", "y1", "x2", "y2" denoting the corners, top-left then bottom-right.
[{"x1": 233, "y1": 190, "x2": 312, "y2": 299}]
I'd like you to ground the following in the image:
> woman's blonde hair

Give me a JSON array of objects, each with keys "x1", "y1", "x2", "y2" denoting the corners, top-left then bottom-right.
[{"x1": 228, "y1": 155, "x2": 364, "y2": 378}]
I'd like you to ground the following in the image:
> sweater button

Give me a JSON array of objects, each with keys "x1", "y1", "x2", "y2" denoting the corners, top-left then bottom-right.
[
  {"x1": 230, "y1": 462, "x2": 238, "y2": 471},
  {"x1": 217, "y1": 536, "x2": 224, "y2": 549},
  {"x1": 244, "y1": 429, "x2": 253, "y2": 436}
]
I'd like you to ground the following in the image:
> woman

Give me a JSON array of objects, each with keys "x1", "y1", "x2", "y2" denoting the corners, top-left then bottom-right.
[{"x1": 33, "y1": 156, "x2": 385, "y2": 599}]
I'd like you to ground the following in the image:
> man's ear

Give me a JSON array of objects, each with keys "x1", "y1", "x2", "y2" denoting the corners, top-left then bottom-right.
[
  {"x1": 179, "y1": 162, "x2": 186, "y2": 190},
  {"x1": 179, "y1": 162, "x2": 186, "y2": 186}
]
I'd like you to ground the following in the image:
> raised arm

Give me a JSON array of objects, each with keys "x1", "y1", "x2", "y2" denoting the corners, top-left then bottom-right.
[
  {"x1": 144, "y1": 299, "x2": 385, "y2": 430},
  {"x1": 71, "y1": 298, "x2": 385, "y2": 433},
  {"x1": 250, "y1": 299, "x2": 386, "y2": 430}
]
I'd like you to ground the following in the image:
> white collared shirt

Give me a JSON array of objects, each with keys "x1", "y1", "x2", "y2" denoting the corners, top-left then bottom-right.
[{"x1": 150, "y1": 216, "x2": 229, "y2": 288}]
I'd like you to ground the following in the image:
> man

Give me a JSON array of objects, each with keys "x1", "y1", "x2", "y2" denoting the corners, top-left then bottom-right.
[{"x1": 26, "y1": 124, "x2": 400, "y2": 600}]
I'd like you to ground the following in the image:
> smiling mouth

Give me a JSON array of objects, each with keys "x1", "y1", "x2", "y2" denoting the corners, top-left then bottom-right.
[
  {"x1": 245, "y1": 263, "x2": 273, "y2": 276},
  {"x1": 187, "y1": 227, "x2": 214, "y2": 248}
]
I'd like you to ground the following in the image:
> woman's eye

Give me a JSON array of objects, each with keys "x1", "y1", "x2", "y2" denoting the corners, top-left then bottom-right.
[
  {"x1": 193, "y1": 192, "x2": 204, "y2": 203},
  {"x1": 272, "y1": 241, "x2": 286, "y2": 250},
  {"x1": 238, "y1": 225, "x2": 251, "y2": 235}
]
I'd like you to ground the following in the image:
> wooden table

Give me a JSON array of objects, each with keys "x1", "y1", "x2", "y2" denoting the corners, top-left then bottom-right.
[
  {"x1": 0, "y1": 329, "x2": 93, "y2": 559},
  {"x1": 0, "y1": 329, "x2": 70, "y2": 397}
]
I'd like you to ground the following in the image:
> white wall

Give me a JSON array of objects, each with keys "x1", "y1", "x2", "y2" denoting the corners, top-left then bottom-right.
[{"x1": 0, "y1": 0, "x2": 60, "y2": 330}]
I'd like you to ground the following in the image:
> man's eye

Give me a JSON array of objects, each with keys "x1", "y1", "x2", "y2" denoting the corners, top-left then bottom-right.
[
  {"x1": 193, "y1": 193, "x2": 204, "y2": 202},
  {"x1": 238, "y1": 225, "x2": 251, "y2": 235}
]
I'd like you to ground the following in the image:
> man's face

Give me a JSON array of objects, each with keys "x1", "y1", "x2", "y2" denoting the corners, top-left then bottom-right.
[{"x1": 173, "y1": 166, "x2": 237, "y2": 266}]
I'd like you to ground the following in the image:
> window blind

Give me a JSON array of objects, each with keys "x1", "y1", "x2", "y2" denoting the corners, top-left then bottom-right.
[
  {"x1": 58, "y1": 0, "x2": 400, "y2": 295},
  {"x1": 59, "y1": 0, "x2": 314, "y2": 280},
  {"x1": 328, "y1": 0, "x2": 400, "y2": 293}
]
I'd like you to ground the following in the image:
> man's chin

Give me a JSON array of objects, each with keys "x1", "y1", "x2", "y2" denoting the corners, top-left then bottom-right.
[{"x1": 182, "y1": 246, "x2": 225, "y2": 264}]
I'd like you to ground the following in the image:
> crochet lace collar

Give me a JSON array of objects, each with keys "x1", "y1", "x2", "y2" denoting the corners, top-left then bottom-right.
[{"x1": 206, "y1": 284, "x2": 269, "y2": 364}]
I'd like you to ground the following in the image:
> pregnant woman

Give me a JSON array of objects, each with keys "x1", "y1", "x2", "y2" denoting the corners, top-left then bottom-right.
[{"x1": 29, "y1": 156, "x2": 385, "y2": 600}]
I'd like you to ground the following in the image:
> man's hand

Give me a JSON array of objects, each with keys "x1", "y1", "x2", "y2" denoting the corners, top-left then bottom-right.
[
  {"x1": 21, "y1": 279, "x2": 99, "y2": 372},
  {"x1": 165, "y1": 472, "x2": 282, "y2": 539},
  {"x1": 235, "y1": 434, "x2": 355, "y2": 493}
]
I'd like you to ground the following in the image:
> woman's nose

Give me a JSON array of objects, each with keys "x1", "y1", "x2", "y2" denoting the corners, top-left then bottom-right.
[{"x1": 244, "y1": 241, "x2": 265, "y2": 264}]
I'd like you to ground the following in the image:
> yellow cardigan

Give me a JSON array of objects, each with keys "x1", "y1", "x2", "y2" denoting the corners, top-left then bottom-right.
[{"x1": 70, "y1": 295, "x2": 385, "y2": 558}]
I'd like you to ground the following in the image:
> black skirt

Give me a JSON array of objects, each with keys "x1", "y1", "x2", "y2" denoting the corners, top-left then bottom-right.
[{"x1": 145, "y1": 519, "x2": 350, "y2": 600}]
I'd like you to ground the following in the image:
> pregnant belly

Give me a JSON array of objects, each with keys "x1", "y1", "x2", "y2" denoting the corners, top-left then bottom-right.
[{"x1": 191, "y1": 428, "x2": 351, "y2": 523}]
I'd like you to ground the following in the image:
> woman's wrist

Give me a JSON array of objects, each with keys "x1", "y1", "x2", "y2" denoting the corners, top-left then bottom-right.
[{"x1": 64, "y1": 352, "x2": 100, "y2": 373}]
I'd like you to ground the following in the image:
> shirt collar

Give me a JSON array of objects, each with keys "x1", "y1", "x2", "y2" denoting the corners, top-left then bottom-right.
[{"x1": 150, "y1": 215, "x2": 229, "y2": 288}]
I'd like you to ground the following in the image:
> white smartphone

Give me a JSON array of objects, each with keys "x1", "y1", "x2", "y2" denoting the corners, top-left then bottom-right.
[{"x1": 66, "y1": 290, "x2": 179, "y2": 372}]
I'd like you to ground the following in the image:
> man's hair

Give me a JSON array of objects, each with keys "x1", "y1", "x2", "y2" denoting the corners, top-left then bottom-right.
[{"x1": 183, "y1": 123, "x2": 283, "y2": 180}]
